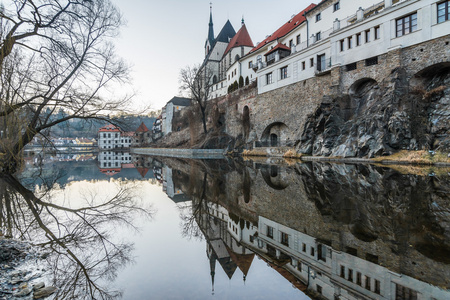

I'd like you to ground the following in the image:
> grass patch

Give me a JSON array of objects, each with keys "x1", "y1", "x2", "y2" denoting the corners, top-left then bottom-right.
[
  {"x1": 373, "y1": 163, "x2": 450, "y2": 176},
  {"x1": 372, "y1": 150, "x2": 450, "y2": 165},
  {"x1": 282, "y1": 149, "x2": 302, "y2": 158},
  {"x1": 242, "y1": 149, "x2": 268, "y2": 157}
]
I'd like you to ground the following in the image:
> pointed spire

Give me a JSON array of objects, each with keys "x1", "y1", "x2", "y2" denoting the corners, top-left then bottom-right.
[
  {"x1": 207, "y1": 2, "x2": 214, "y2": 48},
  {"x1": 242, "y1": 15, "x2": 245, "y2": 26},
  {"x1": 210, "y1": 252, "x2": 216, "y2": 295}
]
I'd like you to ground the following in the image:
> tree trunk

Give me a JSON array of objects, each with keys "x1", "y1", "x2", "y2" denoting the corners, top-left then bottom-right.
[{"x1": 200, "y1": 105, "x2": 207, "y2": 134}]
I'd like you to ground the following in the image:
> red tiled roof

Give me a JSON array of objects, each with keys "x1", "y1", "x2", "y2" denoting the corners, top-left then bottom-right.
[
  {"x1": 123, "y1": 132, "x2": 134, "y2": 137},
  {"x1": 249, "y1": 3, "x2": 316, "y2": 54},
  {"x1": 264, "y1": 43, "x2": 291, "y2": 56},
  {"x1": 223, "y1": 24, "x2": 254, "y2": 57},
  {"x1": 136, "y1": 167, "x2": 149, "y2": 177},
  {"x1": 136, "y1": 122, "x2": 149, "y2": 132},
  {"x1": 98, "y1": 124, "x2": 121, "y2": 132}
]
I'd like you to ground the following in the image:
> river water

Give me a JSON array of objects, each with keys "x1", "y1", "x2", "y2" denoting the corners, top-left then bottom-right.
[{"x1": 1, "y1": 152, "x2": 449, "y2": 299}]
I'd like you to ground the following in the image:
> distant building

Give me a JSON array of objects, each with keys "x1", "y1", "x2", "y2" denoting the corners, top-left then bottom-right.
[
  {"x1": 134, "y1": 122, "x2": 152, "y2": 146},
  {"x1": 97, "y1": 150, "x2": 133, "y2": 176},
  {"x1": 97, "y1": 124, "x2": 133, "y2": 150},
  {"x1": 161, "y1": 96, "x2": 191, "y2": 135},
  {"x1": 152, "y1": 116, "x2": 163, "y2": 140}
]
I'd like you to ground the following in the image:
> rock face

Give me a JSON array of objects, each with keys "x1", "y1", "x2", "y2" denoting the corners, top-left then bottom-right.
[{"x1": 297, "y1": 66, "x2": 450, "y2": 157}]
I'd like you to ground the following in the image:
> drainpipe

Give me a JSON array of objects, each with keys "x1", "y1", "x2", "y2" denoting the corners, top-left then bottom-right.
[{"x1": 304, "y1": 11, "x2": 309, "y2": 47}]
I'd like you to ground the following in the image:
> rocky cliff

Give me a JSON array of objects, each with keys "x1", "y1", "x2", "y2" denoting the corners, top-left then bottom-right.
[{"x1": 297, "y1": 65, "x2": 450, "y2": 158}]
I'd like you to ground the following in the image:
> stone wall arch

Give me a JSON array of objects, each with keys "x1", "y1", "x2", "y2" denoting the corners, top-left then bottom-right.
[
  {"x1": 260, "y1": 165, "x2": 289, "y2": 190},
  {"x1": 260, "y1": 122, "x2": 290, "y2": 147}
]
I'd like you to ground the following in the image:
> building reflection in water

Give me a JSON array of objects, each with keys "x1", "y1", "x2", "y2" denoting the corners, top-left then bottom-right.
[{"x1": 146, "y1": 156, "x2": 449, "y2": 300}]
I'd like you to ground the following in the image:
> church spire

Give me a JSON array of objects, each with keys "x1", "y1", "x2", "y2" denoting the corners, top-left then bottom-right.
[{"x1": 207, "y1": 3, "x2": 214, "y2": 47}]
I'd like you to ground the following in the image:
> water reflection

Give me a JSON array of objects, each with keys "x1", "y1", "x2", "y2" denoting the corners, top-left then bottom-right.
[
  {"x1": 151, "y1": 156, "x2": 449, "y2": 299},
  {"x1": 1, "y1": 156, "x2": 153, "y2": 299}
]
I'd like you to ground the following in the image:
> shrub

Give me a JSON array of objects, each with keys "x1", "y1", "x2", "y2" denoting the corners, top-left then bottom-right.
[
  {"x1": 239, "y1": 76, "x2": 244, "y2": 88},
  {"x1": 245, "y1": 76, "x2": 249, "y2": 86}
]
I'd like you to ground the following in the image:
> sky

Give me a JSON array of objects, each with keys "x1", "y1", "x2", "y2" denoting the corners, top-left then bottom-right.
[{"x1": 111, "y1": 0, "x2": 318, "y2": 112}]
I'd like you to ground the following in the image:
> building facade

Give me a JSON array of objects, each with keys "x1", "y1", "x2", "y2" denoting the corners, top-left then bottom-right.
[{"x1": 97, "y1": 124, "x2": 133, "y2": 150}]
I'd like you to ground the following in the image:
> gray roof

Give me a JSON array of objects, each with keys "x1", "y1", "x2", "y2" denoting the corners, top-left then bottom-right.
[
  {"x1": 215, "y1": 20, "x2": 236, "y2": 43},
  {"x1": 168, "y1": 96, "x2": 191, "y2": 107}
]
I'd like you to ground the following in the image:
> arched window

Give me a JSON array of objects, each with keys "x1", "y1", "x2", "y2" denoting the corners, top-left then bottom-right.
[
  {"x1": 213, "y1": 75, "x2": 217, "y2": 84},
  {"x1": 235, "y1": 54, "x2": 240, "y2": 62}
]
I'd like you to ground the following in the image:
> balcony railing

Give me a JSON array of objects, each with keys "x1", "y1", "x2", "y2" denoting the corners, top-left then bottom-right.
[{"x1": 315, "y1": 58, "x2": 332, "y2": 75}]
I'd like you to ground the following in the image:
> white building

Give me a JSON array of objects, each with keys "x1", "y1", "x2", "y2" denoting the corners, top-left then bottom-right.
[
  {"x1": 97, "y1": 150, "x2": 133, "y2": 176},
  {"x1": 161, "y1": 97, "x2": 191, "y2": 135},
  {"x1": 254, "y1": 0, "x2": 450, "y2": 95},
  {"x1": 255, "y1": 216, "x2": 449, "y2": 300},
  {"x1": 97, "y1": 124, "x2": 132, "y2": 150}
]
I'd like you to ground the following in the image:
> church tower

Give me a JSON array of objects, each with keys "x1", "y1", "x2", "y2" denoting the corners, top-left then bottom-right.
[{"x1": 205, "y1": 3, "x2": 214, "y2": 56}]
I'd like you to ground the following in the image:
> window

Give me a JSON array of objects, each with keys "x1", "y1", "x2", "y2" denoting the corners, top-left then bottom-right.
[
  {"x1": 437, "y1": 1, "x2": 449, "y2": 23},
  {"x1": 374, "y1": 25, "x2": 380, "y2": 39},
  {"x1": 281, "y1": 232, "x2": 289, "y2": 246},
  {"x1": 365, "y1": 56, "x2": 378, "y2": 66},
  {"x1": 340, "y1": 265, "x2": 345, "y2": 278},
  {"x1": 375, "y1": 279, "x2": 381, "y2": 294},
  {"x1": 340, "y1": 39, "x2": 345, "y2": 51},
  {"x1": 266, "y1": 72, "x2": 273, "y2": 85},
  {"x1": 317, "y1": 54, "x2": 326, "y2": 72},
  {"x1": 396, "y1": 13, "x2": 417, "y2": 37},
  {"x1": 365, "y1": 276, "x2": 371, "y2": 290},
  {"x1": 248, "y1": 61, "x2": 253, "y2": 68},
  {"x1": 289, "y1": 39, "x2": 293, "y2": 48},
  {"x1": 317, "y1": 285, "x2": 322, "y2": 295},
  {"x1": 302, "y1": 61, "x2": 306, "y2": 70},
  {"x1": 298, "y1": 262, "x2": 302, "y2": 272},
  {"x1": 395, "y1": 284, "x2": 417, "y2": 300},
  {"x1": 356, "y1": 272, "x2": 362, "y2": 285},
  {"x1": 318, "y1": 244, "x2": 326, "y2": 261},
  {"x1": 280, "y1": 66, "x2": 288, "y2": 79},
  {"x1": 346, "y1": 62, "x2": 357, "y2": 71},
  {"x1": 365, "y1": 29, "x2": 371, "y2": 42},
  {"x1": 348, "y1": 269, "x2": 353, "y2": 282},
  {"x1": 316, "y1": 31, "x2": 321, "y2": 41},
  {"x1": 267, "y1": 225, "x2": 274, "y2": 238},
  {"x1": 356, "y1": 33, "x2": 362, "y2": 46},
  {"x1": 310, "y1": 247, "x2": 315, "y2": 256},
  {"x1": 348, "y1": 36, "x2": 353, "y2": 49},
  {"x1": 296, "y1": 34, "x2": 301, "y2": 45},
  {"x1": 302, "y1": 243, "x2": 306, "y2": 252},
  {"x1": 333, "y1": 2, "x2": 340, "y2": 12},
  {"x1": 310, "y1": 58, "x2": 314, "y2": 67},
  {"x1": 316, "y1": 13, "x2": 321, "y2": 22}
]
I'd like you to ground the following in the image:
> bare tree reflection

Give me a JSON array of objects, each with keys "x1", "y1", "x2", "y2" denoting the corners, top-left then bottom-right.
[
  {"x1": 0, "y1": 173, "x2": 154, "y2": 300},
  {"x1": 179, "y1": 172, "x2": 209, "y2": 241}
]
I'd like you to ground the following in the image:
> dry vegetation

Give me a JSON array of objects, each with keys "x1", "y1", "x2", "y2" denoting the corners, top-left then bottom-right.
[
  {"x1": 242, "y1": 149, "x2": 268, "y2": 157},
  {"x1": 282, "y1": 149, "x2": 302, "y2": 158},
  {"x1": 371, "y1": 150, "x2": 450, "y2": 165},
  {"x1": 373, "y1": 163, "x2": 450, "y2": 176}
]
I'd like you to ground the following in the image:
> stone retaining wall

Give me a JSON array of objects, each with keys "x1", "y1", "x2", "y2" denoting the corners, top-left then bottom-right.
[{"x1": 132, "y1": 148, "x2": 225, "y2": 159}]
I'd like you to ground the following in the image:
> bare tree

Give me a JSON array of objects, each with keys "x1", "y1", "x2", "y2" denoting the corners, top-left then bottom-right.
[
  {"x1": 0, "y1": 0, "x2": 131, "y2": 173},
  {"x1": 0, "y1": 172, "x2": 154, "y2": 299},
  {"x1": 179, "y1": 64, "x2": 214, "y2": 135}
]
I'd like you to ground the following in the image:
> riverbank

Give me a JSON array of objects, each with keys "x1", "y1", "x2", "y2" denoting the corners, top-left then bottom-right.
[
  {"x1": 0, "y1": 236, "x2": 56, "y2": 299},
  {"x1": 135, "y1": 147, "x2": 450, "y2": 167}
]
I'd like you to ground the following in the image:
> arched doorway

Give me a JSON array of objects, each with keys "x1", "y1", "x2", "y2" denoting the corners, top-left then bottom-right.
[{"x1": 260, "y1": 122, "x2": 290, "y2": 147}]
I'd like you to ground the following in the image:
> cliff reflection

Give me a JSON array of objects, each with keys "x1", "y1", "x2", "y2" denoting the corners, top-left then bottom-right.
[
  {"x1": 0, "y1": 170, "x2": 153, "y2": 299},
  {"x1": 153, "y1": 156, "x2": 449, "y2": 300}
]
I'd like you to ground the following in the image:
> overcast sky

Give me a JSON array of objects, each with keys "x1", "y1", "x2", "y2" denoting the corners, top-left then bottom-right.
[{"x1": 111, "y1": 0, "x2": 317, "y2": 112}]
